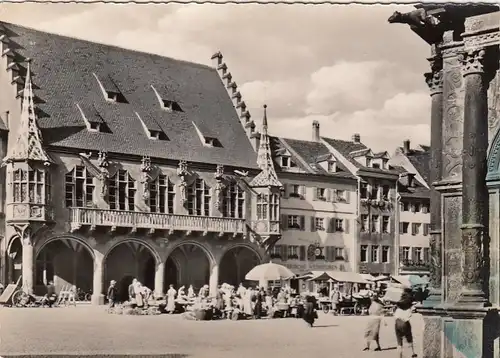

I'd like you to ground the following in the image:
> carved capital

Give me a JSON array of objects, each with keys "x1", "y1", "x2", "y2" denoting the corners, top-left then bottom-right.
[
  {"x1": 10, "y1": 223, "x2": 47, "y2": 246},
  {"x1": 425, "y1": 56, "x2": 443, "y2": 95},
  {"x1": 459, "y1": 49, "x2": 487, "y2": 77}
]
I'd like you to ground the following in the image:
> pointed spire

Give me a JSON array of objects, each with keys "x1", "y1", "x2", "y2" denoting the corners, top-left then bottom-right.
[
  {"x1": 250, "y1": 105, "x2": 282, "y2": 188},
  {"x1": 3, "y1": 59, "x2": 51, "y2": 165}
]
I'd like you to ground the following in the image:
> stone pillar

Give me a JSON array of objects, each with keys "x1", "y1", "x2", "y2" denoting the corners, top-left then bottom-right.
[
  {"x1": 21, "y1": 238, "x2": 34, "y2": 294},
  {"x1": 209, "y1": 263, "x2": 219, "y2": 297},
  {"x1": 91, "y1": 250, "x2": 104, "y2": 305},
  {"x1": 459, "y1": 48, "x2": 489, "y2": 305},
  {"x1": 154, "y1": 261, "x2": 165, "y2": 298},
  {"x1": 424, "y1": 52, "x2": 444, "y2": 305}
]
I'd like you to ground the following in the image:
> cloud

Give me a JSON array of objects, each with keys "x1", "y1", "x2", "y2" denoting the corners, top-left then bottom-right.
[{"x1": 1, "y1": 3, "x2": 433, "y2": 151}]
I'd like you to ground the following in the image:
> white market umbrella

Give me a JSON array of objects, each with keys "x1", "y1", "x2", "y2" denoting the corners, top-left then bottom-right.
[{"x1": 245, "y1": 262, "x2": 295, "y2": 281}]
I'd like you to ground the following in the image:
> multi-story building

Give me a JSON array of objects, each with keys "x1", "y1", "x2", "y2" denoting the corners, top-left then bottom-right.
[
  {"x1": 266, "y1": 121, "x2": 358, "y2": 280},
  {"x1": 321, "y1": 134, "x2": 401, "y2": 276},
  {"x1": 389, "y1": 140, "x2": 431, "y2": 276},
  {"x1": 0, "y1": 22, "x2": 284, "y2": 304}
]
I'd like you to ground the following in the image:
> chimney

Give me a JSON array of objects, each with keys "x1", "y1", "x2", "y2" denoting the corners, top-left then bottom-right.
[
  {"x1": 312, "y1": 121, "x2": 320, "y2": 142},
  {"x1": 403, "y1": 139, "x2": 411, "y2": 154},
  {"x1": 352, "y1": 133, "x2": 361, "y2": 143}
]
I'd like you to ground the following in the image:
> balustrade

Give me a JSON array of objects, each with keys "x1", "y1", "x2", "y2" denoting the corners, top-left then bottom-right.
[{"x1": 69, "y1": 207, "x2": 246, "y2": 234}]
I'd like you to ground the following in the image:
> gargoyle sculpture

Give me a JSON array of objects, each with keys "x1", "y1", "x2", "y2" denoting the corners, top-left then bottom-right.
[
  {"x1": 140, "y1": 156, "x2": 153, "y2": 201},
  {"x1": 388, "y1": 9, "x2": 433, "y2": 28},
  {"x1": 97, "y1": 151, "x2": 110, "y2": 199},
  {"x1": 177, "y1": 161, "x2": 190, "y2": 206},
  {"x1": 214, "y1": 165, "x2": 226, "y2": 210}
]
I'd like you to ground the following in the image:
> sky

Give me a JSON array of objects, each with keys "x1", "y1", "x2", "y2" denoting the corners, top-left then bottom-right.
[{"x1": 1, "y1": 3, "x2": 432, "y2": 153}]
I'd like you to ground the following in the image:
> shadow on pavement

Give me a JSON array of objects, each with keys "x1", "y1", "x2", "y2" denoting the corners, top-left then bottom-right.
[{"x1": 313, "y1": 324, "x2": 339, "y2": 328}]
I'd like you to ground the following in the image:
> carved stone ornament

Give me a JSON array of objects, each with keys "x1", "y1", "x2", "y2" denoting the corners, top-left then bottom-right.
[
  {"x1": 429, "y1": 232, "x2": 442, "y2": 288},
  {"x1": 424, "y1": 57, "x2": 443, "y2": 95},
  {"x1": 461, "y1": 227, "x2": 484, "y2": 290},
  {"x1": 459, "y1": 49, "x2": 486, "y2": 77},
  {"x1": 176, "y1": 161, "x2": 190, "y2": 206},
  {"x1": 213, "y1": 165, "x2": 226, "y2": 210},
  {"x1": 97, "y1": 151, "x2": 110, "y2": 199},
  {"x1": 140, "y1": 156, "x2": 153, "y2": 201}
]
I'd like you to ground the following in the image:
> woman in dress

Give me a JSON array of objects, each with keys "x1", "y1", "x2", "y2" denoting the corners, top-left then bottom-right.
[
  {"x1": 166, "y1": 284, "x2": 177, "y2": 314},
  {"x1": 302, "y1": 295, "x2": 317, "y2": 327},
  {"x1": 134, "y1": 281, "x2": 144, "y2": 308},
  {"x1": 363, "y1": 293, "x2": 384, "y2": 351},
  {"x1": 243, "y1": 288, "x2": 253, "y2": 317}
]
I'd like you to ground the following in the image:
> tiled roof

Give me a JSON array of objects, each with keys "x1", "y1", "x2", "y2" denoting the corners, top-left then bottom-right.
[
  {"x1": 407, "y1": 151, "x2": 431, "y2": 186},
  {"x1": 1, "y1": 22, "x2": 258, "y2": 169},
  {"x1": 399, "y1": 184, "x2": 430, "y2": 199},
  {"x1": 273, "y1": 137, "x2": 355, "y2": 179},
  {"x1": 321, "y1": 136, "x2": 369, "y2": 169}
]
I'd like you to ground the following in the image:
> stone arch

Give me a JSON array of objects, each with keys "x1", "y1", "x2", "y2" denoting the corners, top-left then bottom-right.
[
  {"x1": 35, "y1": 235, "x2": 96, "y2": 295},
  {"x1": 487, "y1": 126, "x2": 500, "y2": 181},
  {"x1": 5, "y1": 235, "x2": 22, "y2": 285},
  {"x1": 219, "y1": 244, "x2": 263, "y2": 287},
  {"x1": 103, "y1": 239, "x2": 161, "y2": 302},
  {"x1": 165, "y1": 240, "x2": 216, "y2": 293}
]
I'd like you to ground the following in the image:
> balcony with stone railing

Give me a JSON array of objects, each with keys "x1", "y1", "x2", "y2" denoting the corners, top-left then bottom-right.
[
  {"x1": 399, "y1": 259, "x2": 430, "y2": 273},
  {"x1": 68, "y1": 207, "x2": 246, "y2": 236}
]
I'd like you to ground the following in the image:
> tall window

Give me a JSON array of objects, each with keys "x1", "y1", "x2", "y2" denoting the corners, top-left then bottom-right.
[
  {"x1": 371, "y1": 215, "x2": 379, "y2": 233},
  {"x1": 187, "y1": 179, "x2": 210, "y2": 216},
  {"x1": 370, "y1": 184, "x2": 379, "y2": 200},
  {"x1": 382, "y1": 246, "x2": 390, "y2": 263},
  {"x1": 371, "y1": 245, "x2": 379, "y2": 263},
  {"x1": 149, "y1": 174, "x2": 175, "y2": 214},
  {"x1": 13, "y1": 168, "x2": 49, "y2": 204},
  {"x1": 256, "y1": 193, "x2": 279, "y2": 220},
  {"x1": 360, "y1": 245, "x2": 368, "y2": 262},
  {"x1": 65, "y1": 166, "x2": 94, "y2": 207},
  {"x1": 360, "y1": 214, "x2": 368, "y2": 232},
  {"x1": 223, "y1": 183, "x2": 245, "y2": 218},
  {"x1": 109, "y1": 170, "x2": 136, "y2": 211},
  {"x1": 360, "y1": 183, "x2": 368, "y2": 199}
]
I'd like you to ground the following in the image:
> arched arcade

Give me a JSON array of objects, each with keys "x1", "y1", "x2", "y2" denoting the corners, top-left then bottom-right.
[{"x1": 219, "y1": 245, "x2": 262, "y2": 287}]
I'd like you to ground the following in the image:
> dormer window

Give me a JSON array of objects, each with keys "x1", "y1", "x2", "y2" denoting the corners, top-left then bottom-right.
[
  {"x1": 382, "y1": 159, "x2": 388, "y2": 169},
  {"x1": 93, "y1": 73, "x2": 127, "y2": 104},
  {"x1": 366, "y1": 157, "x2": 372, "y2": 167},
  {"x1": 89, "y1": 122, "x2": 100, "y2": 131},
  {"x1": 135, "y1": 112, "x2": 168, "y2": 141},
  {"x1": 372, "y1": 163, "x2": 380, "y2": 169},
  {"x1": 151, "y1": 85, "x2": 183, "y2": 112},
  {"x1": 76, "y1": 103, "x2": 111, "y2": 133},
  {"x1": 281, "y1": 157, "x2": 290, "y2": 167},
  {"x1": 327, "y1": 161, "x2": 337, "y2": 172},
  {"x1": 192, "y1": 122, "x2": 222, "y2": 148}
]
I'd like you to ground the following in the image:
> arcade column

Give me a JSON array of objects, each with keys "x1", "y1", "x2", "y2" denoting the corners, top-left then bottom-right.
[
  {"x1": 209, "y1": 263, "x2": 219, "y2": 297},
  {"x1": 154, "y1": 261, "x2": 165, "y2": 298},
  {"x1": 91, "y1": 250, "x2": 104, "y2": 305},
  {"x1": 423, "y1": 50, "x2": 444, "y2": 305},
  {"x1": 21, "y1": 236, "x2": 33, "y2": 294}
]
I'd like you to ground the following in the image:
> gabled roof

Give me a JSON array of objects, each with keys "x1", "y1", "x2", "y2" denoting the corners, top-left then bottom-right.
[
  {"x1": 276, "y1": 137, "x2": 354, "y2": 178},
  {"x1": 321, "y1": 137, "x2": 368, "y2": 169},
  {"x1": 0, "y1": 22, "x2": 258, "y2": 169}
]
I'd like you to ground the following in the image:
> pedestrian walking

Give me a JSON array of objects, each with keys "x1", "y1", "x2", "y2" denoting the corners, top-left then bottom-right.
[
  {"x1": 363, "y1": 293, "x2": 385, "y2": 352},
  {"x1": 394, "y1": 288, "x2": 417, "y2": 358},
  {"x1": 107, "y1": 280, "x2": 117, "y2": 308},
  {"x1": 302, "y1": 295, "x2": 318, "y2": 327}
]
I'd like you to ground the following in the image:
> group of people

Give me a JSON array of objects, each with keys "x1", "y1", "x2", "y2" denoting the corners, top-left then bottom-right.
[
  {"x1": 106, "y1": 278, "x2": 153, "y2": 309},
  {"x1": 363, "y1": 288, "x2": 417, "y2": 358}
]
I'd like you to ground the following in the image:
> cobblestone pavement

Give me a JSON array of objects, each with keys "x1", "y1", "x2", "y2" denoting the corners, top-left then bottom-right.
[{"x1": 0, "y1": 305, "x2": 423, "y2": 358}]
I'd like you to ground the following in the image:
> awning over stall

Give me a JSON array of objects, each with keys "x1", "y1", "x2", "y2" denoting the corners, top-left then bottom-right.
[{"x1": 306, "y1": 271, "x2": 369, "y2": 284}]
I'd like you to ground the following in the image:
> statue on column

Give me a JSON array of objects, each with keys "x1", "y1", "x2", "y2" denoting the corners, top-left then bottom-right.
[
  {"x1": 97, "y1": 151, "x2": 110, "y2": 199},
  {"x1": 213, "y1": 165, "x2": 226, "y2": 210},
  {"x1": 140, "y1": 156, "x2": 153, "y2": 201},
  {"x1": 177, "y1": 161, "x2": 190, "y2": 206}
]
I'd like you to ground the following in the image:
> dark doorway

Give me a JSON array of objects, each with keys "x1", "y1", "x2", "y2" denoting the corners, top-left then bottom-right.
[
  {"x1": 118, "y1": 275, "x2": 134, "y2": 302},
  {"x1": 165, "y1": 257, "x2": 178, "y2": 289},
  {"x1": 144, "y1": 257, "x2": 155, "y2": 290}
]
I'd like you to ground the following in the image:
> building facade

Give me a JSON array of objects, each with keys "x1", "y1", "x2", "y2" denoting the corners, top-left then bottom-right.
[
  {"x1": 389, "y1": 140, "x2": 431, "y2": 276},
  {"x1": 0, "y1": 22, "x2": 283, "y2": 304},
  {"x1": 266, "y1": 122, "x2": 358, "y2": 279},
  {"x1": 321, "y1": 134, "x2": 400, "y2": 276}
]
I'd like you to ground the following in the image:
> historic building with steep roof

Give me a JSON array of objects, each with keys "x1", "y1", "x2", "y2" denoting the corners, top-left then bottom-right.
[
  {"x1": 265, "y1": 121, "x2": 358, "y2": 288},
  {"x1": 0, "y1": 22, "x2": 282, "y2": 304},
  {"x1": 389, "y1": 139, "x2": 431, "y2": 277},
  {"x1": 320, "y1": 132, "x2": 401, "y2": 276}
]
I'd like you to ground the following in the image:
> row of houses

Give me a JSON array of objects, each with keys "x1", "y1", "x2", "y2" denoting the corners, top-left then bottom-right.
[
  {"x1": 268, "y1": 123, "x2": 430, "y2": 279},
  {"x1": 0, "y1": 21, "x2": 430, "y2": 303}
]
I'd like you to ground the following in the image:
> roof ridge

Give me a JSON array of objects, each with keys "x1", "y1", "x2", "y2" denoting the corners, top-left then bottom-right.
[{"x1": 0, "y1": 21, "x2": 216, "y2": 72}]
